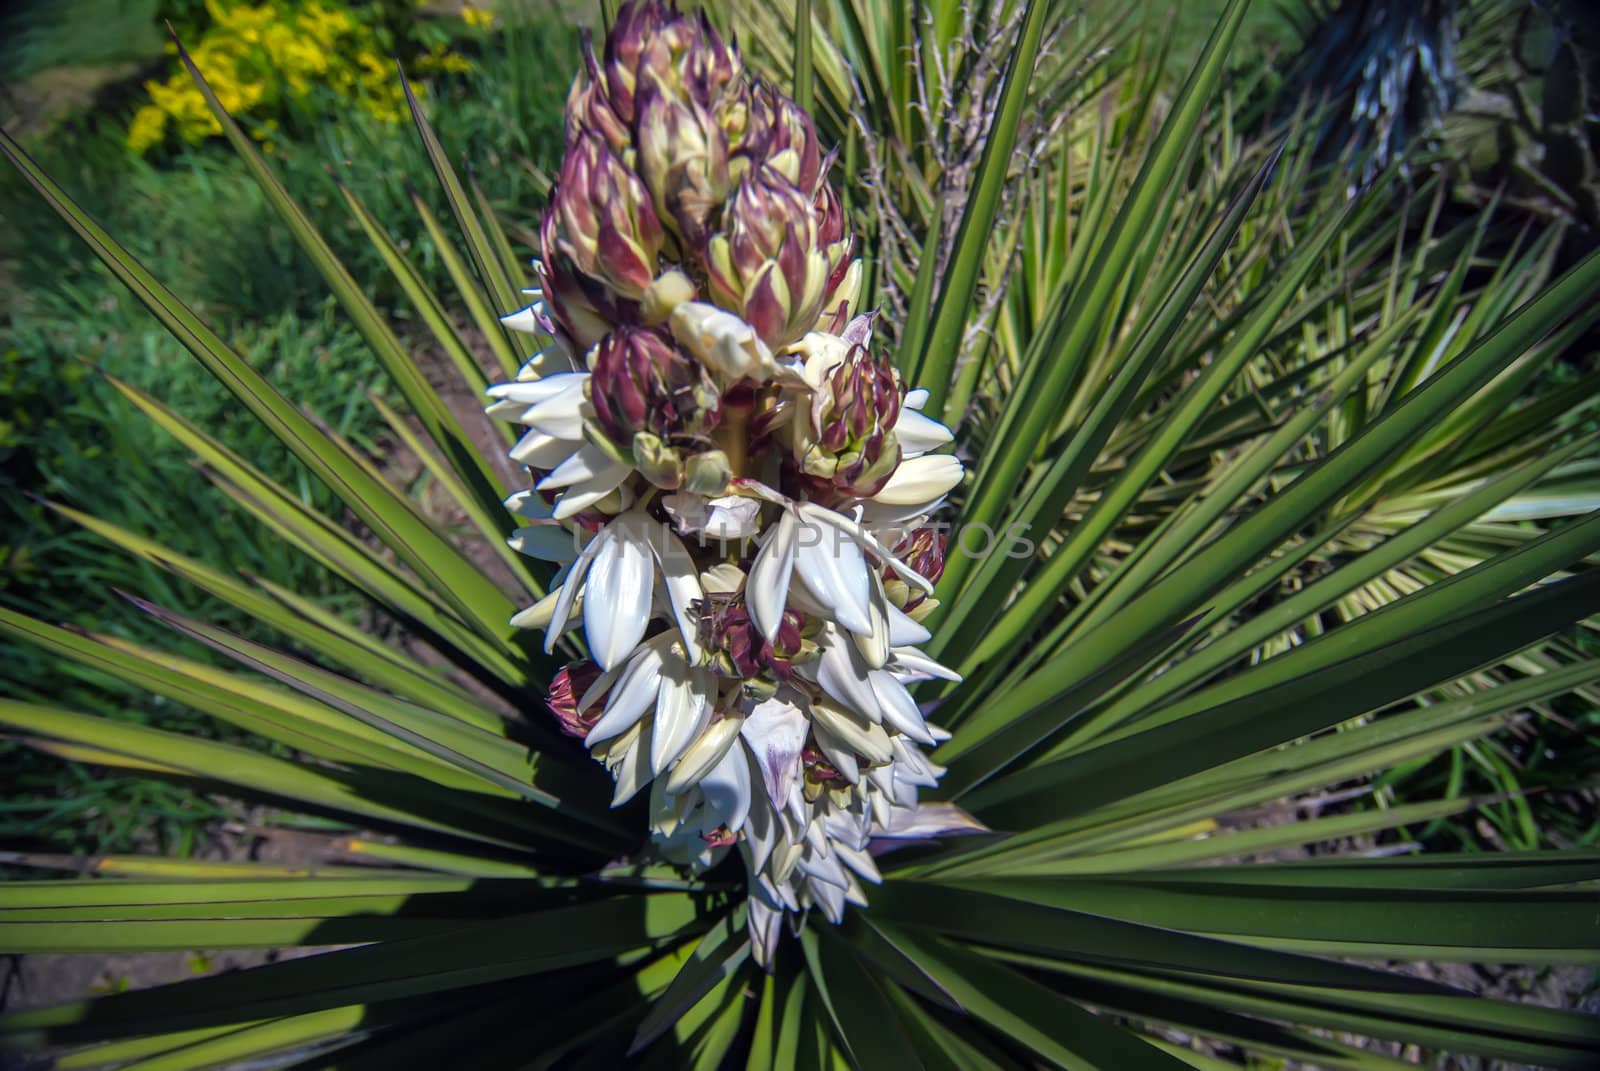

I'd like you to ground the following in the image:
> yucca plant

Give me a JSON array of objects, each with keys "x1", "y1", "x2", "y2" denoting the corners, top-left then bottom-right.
[{"x1": 2, "y1": 1, "x2": 1599, "y2": 1068}]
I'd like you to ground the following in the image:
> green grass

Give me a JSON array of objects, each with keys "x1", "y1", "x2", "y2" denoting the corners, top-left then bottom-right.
[{"x1": 0, "y1": 7, "x2": 575, "y2": 861}]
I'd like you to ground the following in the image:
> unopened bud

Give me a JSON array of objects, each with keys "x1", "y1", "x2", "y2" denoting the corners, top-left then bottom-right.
[
  {"x1": 705, "y1": 165, "x2": 830, "y2": 349},
  {"x1": 538, "y1": 135, "x2": 665, "y2": 349},
  {"x1": 637, "y1": 82, "x2": 729, "y2": 249},
  {"x1": 699, "y1": 597, "x2": 808, "y2": 681},
  {"x1": 732, "y1": 83, "x2": 822, "y2": 193},
  {"x1": 641, "y1": 268, "x2": 696, "y2": 323},
  {"x1": 888, "y1": 526, "x2": 946, "y2": 614},
  {"x1": 795, "y1": 340, "x2": 903, "y2": 497},
  {"x1": 683, "y1": 448, "x2": 732, "y2": 495},
  {"x1": 588, "y1": 327, "x2": 721, "y2": 490},
  {"x1": 548, "y1": 660, "x2": 604, "y2": 738},
  {"x1": 589, "y1": 327, "x2": 720, "y2": 442}
]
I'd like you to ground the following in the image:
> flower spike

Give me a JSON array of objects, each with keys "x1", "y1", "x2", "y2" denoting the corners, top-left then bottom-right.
[{"x1": 486, "y1": 0, "x2": 980, "y2": 964}]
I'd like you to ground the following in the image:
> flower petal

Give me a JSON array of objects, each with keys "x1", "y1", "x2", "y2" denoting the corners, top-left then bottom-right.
[
  {"x1": 887, "y1": 604, "x2": 932, "y2": 647},
  {"x1": 649, "y1": 527, "x2": 706, "y2": 663},
  {"x1": 742, "y1": 792, "x2": 777, "y2": 877},
  {"x1": 739, "y1": 695, "x2": 809, "y2": 808},
  {"x1": 486, "y1": 374, "x2": 577, "y2": 406},
  {"x1": 504, "y1": 489, "x2": 556, "y2": 521},
  {"x1": 662, "y1": 493, "x2": 762, "y2": 539},
  {"x1": 747, "y1": 509, "x2": 798, "y2": 642},
  {"x1": 611, "y1": 729, "x2": 652, "y2": 806},
  {"x1": 751, "y1": 887, "x2": 792, "y2": 960},
  {"x1": 699, "y1": 737, "x2": 753, "y2": 833},
  {"x1": 811, "y1": 700, "x2": 893, "y2": 764},
  {"x1": 888, "y1": 647, "x2": 963, "y2": 683},
  {"x1": 499, "y1": 304, "x2": 544, "y2": 334},
  {"x1": 793, "y1": 508, "x2": 872, "y2": 636},
  {"x1": 666, "y1": 714, "x2": 745, "y2": 795},
  {"x1": 509, "y1": 428, "x2": 580, "y2": 470},
  {"x1": 892, "y1": 407, "x2": 954, "y2": 457},
  {"x1": 542, "y1": 532, "x2": 606, "y2": 654},
  {"x1": 870, "y1": 670, "x2": 935, "y2": 745},
  {"x1": 508, "y1": 525, "x2": 577, "y2": 563},
  {"x1": 650, "y1": 651, "x2": 712, "y2": 775},
  {"x1": 517, "y1": 345, "x2": 575, "y2": 378},
  {"x1": 809, "y1": 722, "x2": 860, "y2": 784},
  {"x1": 814, "y1": 623, "x2": 883, "y2": 723},
  {"x1": 538, "y1": 441, "x2": 621, "y2": 491},
  {"x1": 583, "y1": 519, "x2": 654, "y2": 670},
  {"x1": 872, "y1": 455, "x2": 963, "y2": 507},
  {"x1": 875, "y1": 801, "x2": 988, "y2": 839},
  {"x1": 584, "y1": 639, "x2": 665, "y2": 745},
  {"x1": 850, "y1": 570, "x2": 892, "y2": 669},
  {"x1": 521, "y1": 378, "x2": 589, "y2": 440}
]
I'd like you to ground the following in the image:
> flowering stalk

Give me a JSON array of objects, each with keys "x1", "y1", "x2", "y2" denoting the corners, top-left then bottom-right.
[{"x1": 487, "y1": 0, "x2": 979, "y2": 966}]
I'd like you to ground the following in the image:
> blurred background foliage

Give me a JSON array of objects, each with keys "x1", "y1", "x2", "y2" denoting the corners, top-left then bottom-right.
[{"x1": 1, "y1": 0, "x2": 1597, "y2": 863}]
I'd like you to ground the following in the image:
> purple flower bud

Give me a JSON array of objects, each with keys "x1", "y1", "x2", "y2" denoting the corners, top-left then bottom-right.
[
  {"x1": 568, "y1": 135, "x2": 664, "y2": 294},
  {"x1": 812, "y1": 179, "x2": 856, "y2": 312},
  {"x1": 588, "y1": 327, "x2": 722, "y2": 489},
  {"x1": 888, "y1": 527, "x2": 946, "y2": 612},
  {"x1": 548, "y1": 660, "x2": 604, "y2": 738},
  {"x1": 636, "y1": 81, "x2": 730, "y2": 249},
  {"x1": 799, "y1": 343, "x2": 903, "y2": 498},
  {"x1": 538, "y1": 136, "x2": 666, "y2": 349},
  {"x1": 570, "y1": 2, "x2": 741, "y2": 137},
  {"x1": 699, "y1": 597, "x2": 806, "y2": 681},
  {"x1": 704, "y1": 165, "x2": 829, "y2": 348},
  {"x1": 565, "y1": 48, "x2": 631, "y2": 154},
  {"x1": 732, "y1": 83, "x2": 822, "y2": 193}
]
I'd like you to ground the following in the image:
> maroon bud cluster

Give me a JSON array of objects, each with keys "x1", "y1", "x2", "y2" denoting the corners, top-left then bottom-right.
[
  {"x1": 540, "y1": 0, "x2": 854, "y2": 365},
  {"x1": 801, "y1": 746, "x2": 845, "y2": 785},
  {"x1": 699, "y1": 598, "x2": 806, "y2": 680},
  {"x1": 808, "y1": 344, "x2": 902, "y2": 497},
  {"x1": 894, "y1": 526, "x2": 946, "y2": 585},
  {"x1": 589, "y1": 326, "x2": 721, "y2": 446}
]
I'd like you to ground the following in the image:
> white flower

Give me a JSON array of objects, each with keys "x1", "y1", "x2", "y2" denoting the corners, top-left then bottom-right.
[
  {"x1": 495, "y1": 259, "x2": 968, "y2": 972},
  {"x1": 485, "y1": 371, "x2": 635, "y2": 521},
  {"x1": 542, "y1": 511, "x2": 704, "y2": 668},
  {"x1": 747, "y1": 895, "x2": 784, "y2": 968},
  {"x1": 870, "y1": 454, "x2": 964, "y2": 507},
  {"x1": 669, "y1": 301, "x2": 783, "y2": 383},
  {"x1": 892, "y1": 388, "x2": 955, "y2": 457},
  {"x1": 666, "y1": 714, "x2": 747, "y2": 795},
  {"x1": 583, "y1": 632, "x2": 718, "y2": 795},
  {"x1": 498, "y1": 292, "x2": 577, "y2": 378},
  {"x1": 740, "y1": 694, "x2": 809, "y2": 809},
  {"x1": 746, "y1": 499, "x2": 935, "y2": 643},
  {"x1": 808, "y1": 622, "x2": 946, "y2": 746}
]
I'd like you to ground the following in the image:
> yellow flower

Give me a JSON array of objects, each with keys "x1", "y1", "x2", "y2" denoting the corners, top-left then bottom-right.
[
  {"x1": 129, "y1": 0, "x2": 418, "y2": 154},
  {"x1": 126, "y1": 106, "x2": 169, "y2": 155},
  {"x1": 414, "y1": 43, "x2": 473, "y2": 75},
  {"x1": 461, "y1": 5, "x2": 495, "y2": 30}
]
